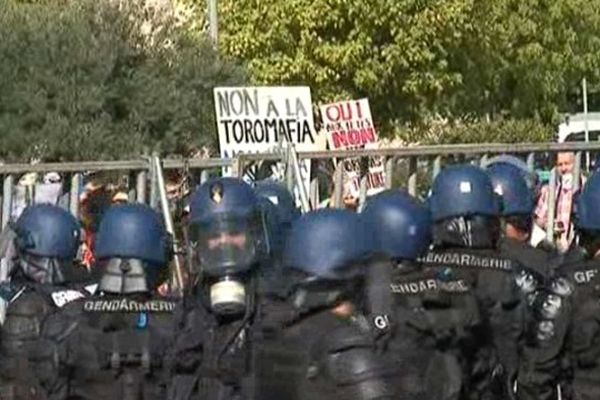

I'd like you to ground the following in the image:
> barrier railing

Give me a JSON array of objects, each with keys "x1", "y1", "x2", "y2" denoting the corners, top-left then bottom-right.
[{"x1": 2, "y1": 141, "x2": 600, "y2": 245}]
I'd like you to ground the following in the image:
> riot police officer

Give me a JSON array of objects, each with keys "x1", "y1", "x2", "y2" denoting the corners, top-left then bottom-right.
[
  {"x1": 254, "y1": 179, "x2": 299, "y2": 251},
  {"x1": 169, "y1": 177, "x2": 267, "y2": 400},
  {"x1": 485, "y1": 157, "x2": 565, "y2": 400},
  {"x1": 254, "y1": 179, "x2": 300, "y2": 297},
  {"x1": 253, "y1": 209, "x2": 397, "y2": 400},
  {"x1": 426, "y1": 164, "x2": 524, "y2": 400},
  {"x1": 487, "y1": 162, "x2": 554, "y2": 278},
  {"x1": 36, "y1": 203, "x2": 176, "y2": 400},
  {"x1": 0, "y1": 204, "x2": 83, "y2": 400},
  {"x1": 519, "y1": 171, "x2": 600, "y2": 400},
  {"x1": 361, "y1": 189, "x2": 480, "y2": 400}
]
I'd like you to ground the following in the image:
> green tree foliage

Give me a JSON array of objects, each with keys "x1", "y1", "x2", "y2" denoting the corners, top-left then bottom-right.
[
  {"x1": 2, "y1": 0, "x2": 598, "y2": 162},
  {"x1": 396, "y1": 119, "x2": 554, "y2": 145},
  {"x1": 219, "y1": 0, "x2": 470, "y2": 124},
  {"x1": 0, "y1": 0, "x2": 245, "y2": 162},
  {"x1": 448, "y1": 0, "x2": 600, "y2": 121},
  {"x1": 217, "y1": 0, "x2": 600, "y2": 136}
]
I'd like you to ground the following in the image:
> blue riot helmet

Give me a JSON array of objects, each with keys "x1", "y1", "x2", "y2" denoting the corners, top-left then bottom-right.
[
  {"x1": 190, "y1": 177, "x2": 264, "y2": 275},
  {"x1": 361, "y1": 190, "x2": 432, "y2": 262},
  {"x1": 254, "y1": 180, "x2": 300, "y2": 226},
  {"x1": 486, "y1": 163, "x2": 535, "y2": 236},
  {"x1": 574, "y1": 173, "x2": 600, "y2": 256},
  {"x1": 189, "y1": 177, "x2": 265, "y2": 315},
  {"x1": 594, "y1": 154, "x2": 600, "y2": 172},
  {"x1": 282, "y1": 209, "x2": 374, "y2": 311},
  {"x1": 487, "y1": 163, "x2": 535, "y2": 217},
  {"x1": 13, "y1": 204, "x2": 81, "y2": 285},
  {"x1": 94, "y1": 204, "x2": 170, "y2": 294},
  {"x1": 429, "y1": 165, "x2": 499, "y2": 221},
  {"x1": 574, "y1": 172, "x2": 600, "y2": 231},
  {"x1": 254, "y1": 180, "x2": 300, "y2": 255},
  {"x1": 361, "y1": 191, "x2": 432, "y2": 326},
  {"x1": 429, "y1": 164, "x2": 501, "y2": 248},
  {"x1": 483, "y1": 155, "x2": 539, "y2": 193}
]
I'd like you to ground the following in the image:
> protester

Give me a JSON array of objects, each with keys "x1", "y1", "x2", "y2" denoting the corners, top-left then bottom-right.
[{"x1": 534, "y1": 152, "x2": 584, "y2": 252}]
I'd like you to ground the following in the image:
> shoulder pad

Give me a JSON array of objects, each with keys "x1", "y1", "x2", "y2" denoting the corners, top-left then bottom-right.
[
  {"x1": 323, "y1": 321, "x2": 374, "y2": 353},
  {"x1": 51, "y1": 289, "x2": 86, "y2": 308},
  {"x1": 0, "y1": 282, "x2": 26, "y2": 303},
  {"x1": 561, "y1": 248, "x2": 588, "y2": 264},
  {"x1": 318, "y1": 338, "x2": 397, "y2": 398}
]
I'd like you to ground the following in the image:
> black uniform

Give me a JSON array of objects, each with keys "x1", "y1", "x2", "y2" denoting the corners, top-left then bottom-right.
[
  {"x1": 561, "y1": 272, "x2": 600, "y2": 400},
  {"x1": 420, "y1": 247, "x2": 523, "y2": 400},
  {"x1": 388, "y1": 261, "x2": 480, "y2": 400},
  {"x1": 498, "y1": 237, "x2": 555, "y2": 279},
  {"x1": 253, "y1": 300, "x2": 397, "y2": 400},
  {"x1": 516, "y1": 278, "x2": 572, "y2": 400},
  {"x1": 0, "y1": 282, "x2": 88, "y2": 400},
  {"x1": 497, "y1": 237, "x2": 564, "y2": 400},
  {"x1": 37, "y1": 294, "x2": 176, "y2": 400},
  {"x1": 168, "y1": 294, "x2": 255, "y2": 400},
  {"x1": 518, "y1": 253, "x2": 600, "y2": 400}
]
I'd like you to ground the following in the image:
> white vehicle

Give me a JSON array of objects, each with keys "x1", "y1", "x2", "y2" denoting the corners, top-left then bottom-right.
[{"x1": 557, "y1": 112, "x2": 600, "y2": 143}]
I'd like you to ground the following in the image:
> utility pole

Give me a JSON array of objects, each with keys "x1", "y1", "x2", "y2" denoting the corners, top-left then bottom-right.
[{"x1": 208, "y1": 0, "x2": 218, "y2": 50}]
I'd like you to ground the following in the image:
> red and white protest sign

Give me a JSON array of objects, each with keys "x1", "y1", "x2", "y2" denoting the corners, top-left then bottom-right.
[{"x1": 320, "y1": 99, "x2": 386, "y2": 199}]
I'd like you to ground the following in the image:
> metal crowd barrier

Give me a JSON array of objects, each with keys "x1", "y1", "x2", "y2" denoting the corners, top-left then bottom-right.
[
  {"x1": 0, "y1": 158, "x2": 233, "y2": 230},
  {"x1": 1, "y1": 141, "x2": 600, "y2": 244}
]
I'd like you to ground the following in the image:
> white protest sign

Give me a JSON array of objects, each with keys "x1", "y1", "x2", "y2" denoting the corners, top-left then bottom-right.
[
  {"x1": 320, "y1": 98, "x2": 386, "y2": 198},
  {"x1": 214, "y1": 86, "x2": 324, "y2": 155},
  {"x1": 214, "y1": 86, "x2": 325, "y2": 199}
]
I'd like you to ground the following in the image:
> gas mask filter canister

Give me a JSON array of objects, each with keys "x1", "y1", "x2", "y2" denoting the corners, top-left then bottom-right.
[{"x1": 210, "y1": 278, "x2": 246, "y2": 316}]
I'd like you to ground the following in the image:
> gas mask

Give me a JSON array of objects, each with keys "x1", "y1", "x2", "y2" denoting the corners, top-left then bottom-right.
[
  {"x1": 98, "y1": 258, "x2": 158, "y2": 294},
  {"x1": 196, "y1": 237, "x2": 255, "y2": 316},
  {"x1": 192, "y1": 216, "x2": 265, "y2": 316},
  {"x1": 197, "y1": 242, "x2": 258, "y2": 316},
  {"x1": 18, "y1": 253, "x2": 67, "y2": 285},
  {"x1": 200, "y1": 242, "x2": 257, "y2": 275},
  {"x1": 191, "y1": 215, "x2": 263, "y2": 276}
]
